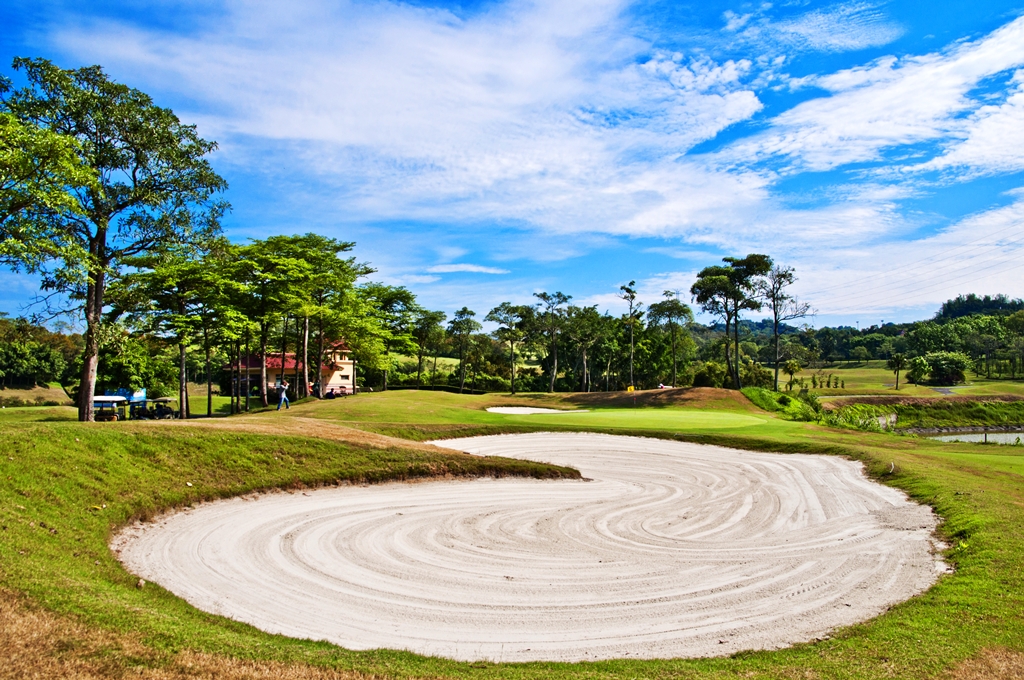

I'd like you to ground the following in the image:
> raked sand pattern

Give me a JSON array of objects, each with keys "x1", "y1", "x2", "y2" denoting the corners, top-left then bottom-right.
[{"x1": 112, "y1": 433, "x2": 946, "y2": 662}]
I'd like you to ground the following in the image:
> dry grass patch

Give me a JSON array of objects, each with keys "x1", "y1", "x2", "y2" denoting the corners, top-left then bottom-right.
[
  {"x1": 0, "y1": 588, "x2": 396, "y2": 680},
  {"x1": 947, "y1": 648, "x2": 1024, "y2": 680},
  {"x1": 170, "y1": 414, "x2": 450, "y2": 454}
]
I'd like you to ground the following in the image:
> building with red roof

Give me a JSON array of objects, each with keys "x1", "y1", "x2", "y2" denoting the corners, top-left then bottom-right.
[{"x1": 226, "y1": 341, "x2": 356, "y2": 397}]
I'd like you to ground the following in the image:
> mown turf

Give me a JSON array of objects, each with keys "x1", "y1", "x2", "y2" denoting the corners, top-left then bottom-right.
[
  {"x1": 795, "y1": 360, "x2": 1024, "y2": 399},
  {"x1": 2, "y1": 389, "x2": 1023, "y2": 679}
]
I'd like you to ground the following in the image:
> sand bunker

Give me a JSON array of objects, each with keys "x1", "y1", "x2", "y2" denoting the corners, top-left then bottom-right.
[
  {"x1": 112, "y1": 433, "x2": 945, "y2": 662},
  {"x1": 486, "y1": 406, "x2": 587, "y2": 414}
]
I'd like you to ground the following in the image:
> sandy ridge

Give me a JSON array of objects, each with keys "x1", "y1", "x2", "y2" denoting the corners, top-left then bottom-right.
[{"x1": 112, "y1": 432, "x2": 945, "y2": 662}]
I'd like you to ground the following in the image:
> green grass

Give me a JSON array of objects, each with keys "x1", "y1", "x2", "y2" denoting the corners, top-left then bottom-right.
[
  {"x1": 794, "y1": 360, "x2": 1024, "y2": 398},
  {"x1": 2, "y1": 389, "x2": 1024, "y2": 678}
]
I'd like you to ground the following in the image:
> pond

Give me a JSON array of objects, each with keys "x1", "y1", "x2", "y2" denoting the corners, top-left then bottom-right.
[{"x1": 929, "y1": 432, "x2": 1024, "y2": 445}]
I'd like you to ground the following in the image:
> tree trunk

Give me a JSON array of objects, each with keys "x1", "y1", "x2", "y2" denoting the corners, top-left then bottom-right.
[
  {"x1": 432, "y1": 347, "x2": 439, "y2": 385},
  {"x1": 723, "y1": 315, "x2": 735, "y2": 388},
  {"x1": 417, "y1": 344, "x2": 424, "y2": 385},
  {"x1": 279, "y1": 316, "x2": 288, "y2": 399},
  {"x1": 551, "y1": 340, "x2": 559, "y2": 392},
  {"x1": 301, "y1": 316, "x2": 309, "y2": 399},
  {"x1": 733, "y1": 308, "x2": 742, "y2": 389},
  {"x1": 293, "y1": 317, "x2": 301, "y2": 395},
  {"x1": 581, "y1": 347, "x2": 589, "y2": 392},
  {"x1": 259, "y1": 323, "x2": 269, "y2": 407},
  {"x1": 382, "y1": 342, "x2": 390, "y2": 392},
  {"x1": 178, "y1": 342, "x2": 188, "y2": 419},
  {"x1": 205, "y1": 329, "x2": 212, "y2": 417},
  {"x1": 670, "y1": 324, "x2": 677, "y2": 388},
  {"x1": 509, "y1": 340, "x2": 516, "y2": 395},
  {"x1": 628, "y1": 324, "x2": 634, "y2": 388},
  {"x1": 458, "y1": 338, "x2": 466, "y2": 393},
  {"x1": 315, "y1": 315, "x2": 325, "y2": 398},
  {"x1": 773, "y1": 314, "x2": 781, "y2": 392},
  {"x1": 77, "y1": 266, "x2": 106, "y2": 422},
  {"x1": 605, "y1": 356, "x2": 611, "y2": 391},
  {"x1": 244, "y1": 333, "x2": 251, "y2": 412}
]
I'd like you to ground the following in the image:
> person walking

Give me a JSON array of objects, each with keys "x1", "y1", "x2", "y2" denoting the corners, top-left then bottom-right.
[{"x1": 277, "y1": 379, "x2": 290, "y2": 410}]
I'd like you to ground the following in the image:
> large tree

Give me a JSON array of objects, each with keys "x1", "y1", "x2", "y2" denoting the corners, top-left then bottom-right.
[
  {"x1": 485, "y1": 302, "x2": 531, "y2": 395},
  {"x1": 618, "y1": 281, "x2": 642, "y2": 389},
  {"x1": 412, "y1": 309, "x2": 447, "y2": 385},
  {"x1": 534, "y1": 291, "x2": 571, "y2": 392},
  {"x1": 691, "y1": 255, "x2": 771, "y2": 389},
  {"x1": 756, "y1": 265, "x2": 811, "y2": 391},
  {"x1": 359, "y1": 283, "x2": 419, "y2": 391},
  {"x1": 448, "y1": 307, "x2": 481, "y2": 393},
  {"x1": 647, "y1": 291, "x2": 694, "y2": 388},
  {"x1": 231, "y1": 238, "x2": 312, "y2": 406},
  {"x1": 1, "y1": 59, "x2": 227, "y2": 420},
  {"x1": 563, "y1": 305, "x2": 604, "y2": 392}
]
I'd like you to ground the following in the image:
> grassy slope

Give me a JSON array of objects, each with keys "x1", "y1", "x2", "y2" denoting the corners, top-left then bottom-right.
[
  {"x1": 0, "y1": 383, "x2": 72, "y2": 406},
  {"x1": 1, "y1": 389, "x2": 1023, "y2": 678}
]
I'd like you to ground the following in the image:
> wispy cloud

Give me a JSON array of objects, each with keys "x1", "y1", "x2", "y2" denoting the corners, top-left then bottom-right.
[
  {"x1": 725, "y1": 15, "x2": 1024, "y2": 172},
  {"x1": 426, "y1": 264, "x2": 511, "y2": 274},
  {"x1": 723, "y1": 2, "x2": 904, "y2": 53},
  {"x1": 770, "y1": 3, "x2": 905, "y2": 52}
]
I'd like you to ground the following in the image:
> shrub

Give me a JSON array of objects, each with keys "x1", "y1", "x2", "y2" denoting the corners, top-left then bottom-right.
[
  {"x1": 907, "y1": 356, "x2": 930, "y2": 384},
  {"x1": 692, "y1": 361, "x2": 727, "y2": 388},
  {"x1": 741, "y1": 361, "x2": 774, "y2": 388},
  {"x1": 926, "y1": 351, "x2": 973, "y2": 385}
]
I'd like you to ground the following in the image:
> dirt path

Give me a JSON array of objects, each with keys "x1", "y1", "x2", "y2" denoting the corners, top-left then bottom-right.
[{"x1": 112, "y1": 433, "x2": 945, "y2": 663}]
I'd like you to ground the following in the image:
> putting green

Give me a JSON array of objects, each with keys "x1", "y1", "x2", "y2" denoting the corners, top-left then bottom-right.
[{"x1": 502, "y1": 409, "x2": 767, "y2": 430}]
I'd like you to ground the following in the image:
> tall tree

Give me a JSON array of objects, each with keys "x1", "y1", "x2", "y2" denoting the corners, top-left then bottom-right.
[
  {"x1": 756, "y1": 265, "x2": 812, "y2": 391},
  {"x1": 887, "y1": 353, "x2": 907, "y2": 391},
  {"x1": 691, "y1": 255, "x2": 771, "y2": 389},
  {"x1": 485, "y1": 302, "x2": 531, "y2": 395},
  {"x1": 1, "y1": 59, "x2": 227, "y2": 420},
  {"x1": 359, "y1": 283, "x2": 419, "y2": 391},
  {"x1": 534, "y1": 291, "x2": 571, "y2": 392},
  {"x1": 448, "y1": 307, "x2": 481, "y2": 393},
  {"x1": 231, "y1": 239, "x2": 311, "y2": 406},
  {"x1": 563, "y1": 305, "x2": 603, "y2": 392},
  {"x1": 647, "y1": 291, "x2": 694, "y2": 388},
  {"x1": 618, "y1": 281, "x2": 642, "y2": 389},
  {"x1": 112, "y1": 240, "x2": 215, "y2": 418},
  {"x1": 412, "y1": 309, "x2": 447, "y2": 385}
]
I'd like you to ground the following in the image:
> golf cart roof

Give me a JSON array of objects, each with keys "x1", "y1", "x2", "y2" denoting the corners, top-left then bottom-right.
[
  {"x1": 93, "y1": 395, "x2": 127, "y2": 403},
  {"x1": 149, "y1": 397, "x2": 176, "y2": 403}
]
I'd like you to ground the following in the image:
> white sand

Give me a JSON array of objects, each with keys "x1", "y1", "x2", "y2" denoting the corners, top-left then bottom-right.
[
  {"x1": 112, "y1": 432, "x2": 945, "y2": 663},
  {"x1": 486, "y1": 406, "x2": 587, "y2": 414}
]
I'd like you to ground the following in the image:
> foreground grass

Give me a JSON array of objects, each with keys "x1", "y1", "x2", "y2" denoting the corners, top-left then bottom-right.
[{"x1": 2, "y1": 389, "x2": 1023, "y2": 678}]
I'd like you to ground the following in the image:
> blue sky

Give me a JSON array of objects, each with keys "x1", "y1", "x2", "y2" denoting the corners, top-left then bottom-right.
[{"x1": 2, "y1": 0, "x2": 1024, "y2": 328}]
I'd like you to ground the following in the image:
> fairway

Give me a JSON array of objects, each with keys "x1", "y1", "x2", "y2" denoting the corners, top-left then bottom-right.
[{"x1": 501, "y1": 408, "x2": 767, "y2": 430}]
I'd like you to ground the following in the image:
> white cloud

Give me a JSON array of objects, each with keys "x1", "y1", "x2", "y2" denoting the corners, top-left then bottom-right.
[
  {"x1": 48, "y1": 0, "x2": 765, "y2": 240},
  {"x1": 426, "y1": 264, "x2": 511, "y2": 274},
  {"x1": 726, "y1": 15, "x2": 1024, "y2": 172},
  {"x1": 769, "y1": 3, "x2": 904, "y2": 52},
  {"x1": 724, "y1": 2, "x2": 903, "y2": 54},
  {"x1": 794, "y1": 190, "x2": 1024, "y2": 316},
  {"x1": 915, "y1": 70, "x2": 1024, "y2": 176}
]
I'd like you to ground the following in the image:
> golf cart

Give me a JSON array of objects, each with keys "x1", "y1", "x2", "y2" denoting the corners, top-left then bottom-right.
[
  {"x1": 93, "y1": 395, "x2": 128, "y2": 422},
  {"x1": 129, "y1": 397, "x2": 179, "y2": 420}
]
